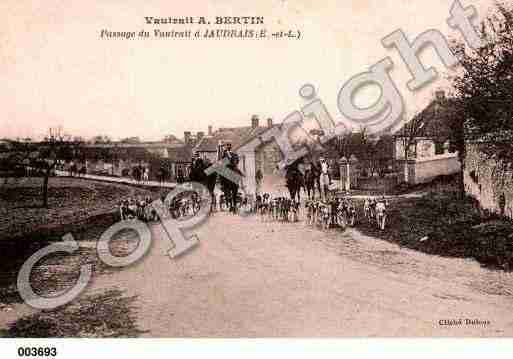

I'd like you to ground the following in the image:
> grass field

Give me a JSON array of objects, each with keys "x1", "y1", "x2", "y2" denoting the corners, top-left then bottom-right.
[
  {"x1": 0, "y1": 177, "x2": 167, "y2": 315},
  {"x1": 0, "y1": 177, "x2": 163, "y2": 241}
]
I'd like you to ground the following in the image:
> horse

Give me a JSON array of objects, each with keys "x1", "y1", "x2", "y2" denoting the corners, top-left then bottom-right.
[
  {"x1": 285, "y1": 164, "x2": 303, "y2": 203},
  {"x1": 219, "y1": 153, "x2": 243, "y2": 214},
  {"x1": 304, "y1": 168, "x2": 317, "y2": 200},
  {"x1": 203, "y1": 160, "x2": 218, "y2": 213}
]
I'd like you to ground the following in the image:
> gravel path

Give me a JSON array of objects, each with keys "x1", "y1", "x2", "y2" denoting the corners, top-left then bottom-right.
[{"x1": 3, "y1": 212, "x2": 513, "y2": 337}]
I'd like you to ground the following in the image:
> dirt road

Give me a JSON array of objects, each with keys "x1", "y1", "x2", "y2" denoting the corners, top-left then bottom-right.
[{"x1": 4, "y1": 212, "x2": 513, "y2": 337}]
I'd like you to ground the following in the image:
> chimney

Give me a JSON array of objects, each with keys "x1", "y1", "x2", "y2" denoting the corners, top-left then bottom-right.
[
  {"x1": 251, "y1": 115, "x2": 259, "y2": 129},
  {"x1": 208, "y1": 125, "x2": 213, "y2": 136},
  {"x1": 267, "y1": 118, "x2": 273, "y2": 128},
  {"x1": 197, "y1": 131, "x2": 204, "y2": 142},
  {"x1": 184, "y1": 131, "x2": 191, "y2": 145},
  {"x1": 435, "y1": 90, "x2": 445, "y2": 101}
]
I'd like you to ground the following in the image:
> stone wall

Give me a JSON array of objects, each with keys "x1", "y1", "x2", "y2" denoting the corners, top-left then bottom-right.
[
  {"x1": 400, "y1": 153, "x2": 461, "y2": 184},
  {"x1": 464, "y1": 144, "x2": 513, "y2": 219}
]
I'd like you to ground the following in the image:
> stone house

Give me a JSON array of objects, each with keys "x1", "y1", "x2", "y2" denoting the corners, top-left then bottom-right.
[{"x1": 394, "y1": 91, "x2": 460, "y2": 184}]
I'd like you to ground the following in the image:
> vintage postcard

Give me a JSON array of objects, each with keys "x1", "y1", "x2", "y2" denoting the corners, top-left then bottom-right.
[{"x1": 1, "y1": 0, "x2": 513, "y2": 348}]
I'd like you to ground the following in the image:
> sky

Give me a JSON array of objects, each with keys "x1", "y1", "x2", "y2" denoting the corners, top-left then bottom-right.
[{"x1": 0, "y1": 0, "x2": 494, "y2": 141}]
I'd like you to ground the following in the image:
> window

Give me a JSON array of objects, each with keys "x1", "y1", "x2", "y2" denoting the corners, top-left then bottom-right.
[{"x1": 434, "y1": 141, "x2": 445, "y2": 155}]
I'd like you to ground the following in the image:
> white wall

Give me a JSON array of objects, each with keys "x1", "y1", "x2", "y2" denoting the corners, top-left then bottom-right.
[{"x1": 410, "y1": 153, "x2": 460, "y2": 184}]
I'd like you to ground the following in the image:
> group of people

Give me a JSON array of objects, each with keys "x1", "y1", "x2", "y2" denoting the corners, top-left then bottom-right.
[{"x1": 131, "y1": 166, "x2": 150, "y2": 183}]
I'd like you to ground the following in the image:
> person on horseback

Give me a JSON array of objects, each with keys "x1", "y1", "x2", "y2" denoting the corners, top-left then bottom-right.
[
  {"x1": 221, "y1": 142, "x2": 242, "y2": 214},
  {"x1": 203, "y1": 157, "x2": 218, "y2": 214},
  {"x1": 189, "y1": 152, "x2": 206, "y2": 183}
]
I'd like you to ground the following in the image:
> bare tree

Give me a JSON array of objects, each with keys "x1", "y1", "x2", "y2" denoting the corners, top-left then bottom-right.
[{"x1": 5, "y1": 136, "x2": 84, "y2": 208}]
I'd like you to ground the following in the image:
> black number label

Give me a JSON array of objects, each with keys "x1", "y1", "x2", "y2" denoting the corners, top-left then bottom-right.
[{"x1": 17, "y1": 347, "x2": 57, "y2": 357}]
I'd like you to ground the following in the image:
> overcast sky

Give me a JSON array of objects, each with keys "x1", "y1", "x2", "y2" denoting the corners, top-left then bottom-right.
[{"x1": 0, "y1": 0, "x2": 493, "y2": 141}]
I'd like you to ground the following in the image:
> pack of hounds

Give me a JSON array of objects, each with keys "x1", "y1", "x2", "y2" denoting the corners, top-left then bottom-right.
[
  {"x1": 255, "y1": 194, "x2": 301, "y2": 222},
  {"x1": 251, "y1": 194, "x2": 389, "y2": 231},
  {"x1": 119, "y1": 193, "x2": 202, "y2": 222},
  {"x1": 117, "y1": 191, "x2": 389, "y2": 231}
]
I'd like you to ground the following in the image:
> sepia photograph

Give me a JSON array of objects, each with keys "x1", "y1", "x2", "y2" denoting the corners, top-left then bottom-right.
[{"x1": 1, "y1": 0, "x2": 513, "y2": 354}]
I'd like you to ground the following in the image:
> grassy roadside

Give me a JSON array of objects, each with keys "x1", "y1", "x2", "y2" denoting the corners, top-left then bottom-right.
[{"x1": 356, "y1": 185, "x2": 513, "y2": 270}]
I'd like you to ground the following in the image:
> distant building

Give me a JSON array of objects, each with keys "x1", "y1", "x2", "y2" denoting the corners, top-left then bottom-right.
[
  {"x1": 79, "y1": 141, "x2": 192, "y2": 181},
  {"x1": 394, "y1": 91, "x2": 461, "y2": 184}
]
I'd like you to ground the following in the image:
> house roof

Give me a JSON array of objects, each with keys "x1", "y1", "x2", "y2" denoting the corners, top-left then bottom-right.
[
  {"x1": 85, "y1": 141, "x2": 184, "y2": 149},
  {"x1": 195, "y1": 126, "x2": 275, "y2": 153},
  {"x1": 395, "y1": 95, "x2": 458, "y2": 141}
]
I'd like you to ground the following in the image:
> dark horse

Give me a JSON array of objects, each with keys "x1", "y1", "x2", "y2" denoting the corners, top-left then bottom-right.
[
  {"x1": 285, "y1": 163, "x2": 304, "y2": 203},
  {"x1": 303, "y1": 159, "x2": 321, "y2": 200},
  {"x1": 203, "y1": 159, "x2": 218, "y2": 213},
  {"x1": 189, "y1": 157, "x2": 218, "y2": 213},
  {"x1": 304, "y1": 167, "x2": 317, "y2": 200},
  {"x1": 220, "y1": 153, "x2": 243, "y2": 213}
]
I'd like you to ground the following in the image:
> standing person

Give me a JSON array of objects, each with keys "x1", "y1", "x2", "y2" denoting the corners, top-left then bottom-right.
[
  {"x1": 119, "y1": 201, "x2": 127, "y2": 221},
  {"x1": 319, "y1": 157, "x2": 330, "y2": 201},
  {"x1": 142, "y1": 167, "x2": 149, "y2": 183},
  {"x1": 499, "y1": 193, "x2": 506, "y2": 217},
  {"x1": 311, "y1": 157, "x2": 322, "y2": 200},
  {"x1": 177, "y1": 167, "x2": 184, "y2": 184}
]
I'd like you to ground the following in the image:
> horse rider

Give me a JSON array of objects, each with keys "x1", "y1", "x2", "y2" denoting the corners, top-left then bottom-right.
[
  {"x1": 221, "y1": 141, "x2": 241, "y2": 213},
  {"x1": 190, "y1": 151, "x2": 206, "y2": 183}
]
